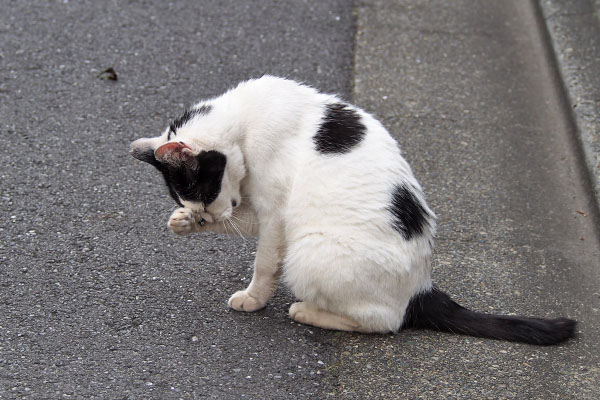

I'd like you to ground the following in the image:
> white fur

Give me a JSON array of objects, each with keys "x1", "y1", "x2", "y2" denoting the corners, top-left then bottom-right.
[{"x1": 132, "y1": 76, "x2": 436, "y2": 333}]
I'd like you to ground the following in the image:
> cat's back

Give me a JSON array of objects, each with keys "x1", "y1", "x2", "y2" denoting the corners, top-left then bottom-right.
[
  {"x1": 286, "y1": 101, "x2": 429, "y2": 240},
  {"x1": 236, "y1": 76, "x2": 434, "y2": 245}
]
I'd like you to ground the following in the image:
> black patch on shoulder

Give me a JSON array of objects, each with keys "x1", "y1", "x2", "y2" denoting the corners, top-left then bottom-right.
[
  {"x1": 155, "y1": 150, "x2": 226, "y2": 206},
  {"x1": 388, "y1": 184, "x2": 430, "y2": 240},
  {"x1": 313, "y1": 103, "x2": 366, "y2": 154},
  {"x1": 168, "y1": 104, "x2": 212, "y2": 140}
]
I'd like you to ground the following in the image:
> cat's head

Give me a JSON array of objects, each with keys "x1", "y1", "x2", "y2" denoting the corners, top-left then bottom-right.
[{"x1": 130, "y1": 130, "x2": 245, "y2": 223}]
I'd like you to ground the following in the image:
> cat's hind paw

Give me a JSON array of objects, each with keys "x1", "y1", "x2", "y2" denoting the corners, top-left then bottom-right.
[
  {"x1": 228, "y1": 290, "x2": 266, "y2": 312},
  {"x1": 289, "y1": 302, "x2": 364, "y2": 332},
  {"x1": 168, "y1": 207, "x2": 199, "y2": 235}
]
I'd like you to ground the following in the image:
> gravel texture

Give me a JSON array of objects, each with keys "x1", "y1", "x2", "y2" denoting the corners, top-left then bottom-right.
[{"x1": 0, "y1": 1, "x2": 354, "y2": 398}]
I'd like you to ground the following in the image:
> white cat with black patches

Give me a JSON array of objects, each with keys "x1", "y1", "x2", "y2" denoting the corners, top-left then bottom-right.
[{"x1": 131, "y1": 76, "x2": 575, "y2": 344}]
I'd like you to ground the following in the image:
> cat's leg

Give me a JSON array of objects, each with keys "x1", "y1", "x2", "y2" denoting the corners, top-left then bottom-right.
[
  {"x1": 228, "y1": 218, "x2": 284, "y2": 312},
  {"x1": 289, "y1": 302, "x2": 366, "y2": 332}
]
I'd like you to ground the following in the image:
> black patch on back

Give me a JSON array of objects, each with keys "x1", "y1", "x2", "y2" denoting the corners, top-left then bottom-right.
[
  {"x1": 168, "y1": 104, "x2": 212, "y2": 140},
  {"x1": 388, "y1": 184, "x2": 430, "y2": 240},
  {"x1": 313, "y1": 103, "x2": 366, "y2": 154},
  {"x1": 154, "y1": 150, "x2": 226, "y2": 206}
]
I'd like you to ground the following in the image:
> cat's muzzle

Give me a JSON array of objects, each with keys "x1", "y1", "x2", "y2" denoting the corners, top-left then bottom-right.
[{"x1": 192, "y1": 211, "x2": 206, "y2": 226}]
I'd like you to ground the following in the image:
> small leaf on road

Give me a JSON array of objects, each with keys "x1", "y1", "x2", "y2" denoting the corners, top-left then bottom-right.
[{"x1": 97, "y1": 67, "x2": 118, "y2": 81}]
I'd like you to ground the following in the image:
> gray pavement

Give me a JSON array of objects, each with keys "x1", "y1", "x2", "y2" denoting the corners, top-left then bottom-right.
[
  {"x1": 1, "y1": 0, "x2": 599, "y2": 399},
  {"x1": 539, "y1": 0, "x2": 600, "y2": 211},
  {"x1": 348, "y1": 0, "x2": 599, "y2": 398},
  {"x1": 1, "y1": 1, "x2": 354, "y2": 398}
]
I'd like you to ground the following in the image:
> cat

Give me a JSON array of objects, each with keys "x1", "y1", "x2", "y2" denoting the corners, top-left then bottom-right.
[{"x1": 130, "y1": 76, "x2": 576, "y2": 345}]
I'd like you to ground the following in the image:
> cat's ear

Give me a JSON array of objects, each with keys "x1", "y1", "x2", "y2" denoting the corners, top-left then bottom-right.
[
  {"x1": 130, "y1": 137, "x2": 163, "y2": 167},
  {"x1": 155, "y1": 141, "x2": 196, "y2": 167}
]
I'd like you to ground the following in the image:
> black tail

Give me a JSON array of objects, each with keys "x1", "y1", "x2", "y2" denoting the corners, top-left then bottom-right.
[{"x1": 403, "y1": 287, "x2": 576, "y2": 345}]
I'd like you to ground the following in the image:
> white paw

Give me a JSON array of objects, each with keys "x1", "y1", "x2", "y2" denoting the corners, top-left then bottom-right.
[
  {"x1": 289, "y1": 302, "x2": 307, "y2": 320},
  {"x1": 228, "y1": 290, "x2": 266, "y2": 312},
  {"x1": 290, "y1": 301, "x2": 304, "y2": 319},
  {"x1": 168, "y1": 208, "x2": 198, "y2": 235}
]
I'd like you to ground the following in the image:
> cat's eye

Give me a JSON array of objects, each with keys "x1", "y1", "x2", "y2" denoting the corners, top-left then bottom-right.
[{"x1": 231, "y1": 199, "x2": 238, "y2": 208}]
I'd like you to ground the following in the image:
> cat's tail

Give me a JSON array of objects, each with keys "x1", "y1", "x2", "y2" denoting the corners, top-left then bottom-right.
[{"x1": 402, "y1": 286, "x2": 576, "y2": 345}]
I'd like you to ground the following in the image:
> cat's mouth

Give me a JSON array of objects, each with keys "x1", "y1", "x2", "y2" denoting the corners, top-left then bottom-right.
[
  {"x1": 193, "y1": 210, "x2": 214, "y2": 225},
  {"x1": 192, "y1": 208, "x2": 233, "y2": 225}
]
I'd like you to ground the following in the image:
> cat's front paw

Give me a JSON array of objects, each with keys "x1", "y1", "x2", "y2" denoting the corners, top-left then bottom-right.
[
  {"x1": 168, "y1": 207, "x2": 199, "y2": 235},
  {"x1": 228, "y1": 290, "x2": 266, "y2": 312}
]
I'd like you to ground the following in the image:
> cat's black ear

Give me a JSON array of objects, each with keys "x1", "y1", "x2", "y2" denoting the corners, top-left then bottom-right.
[
  {"x1": 130, "y1": 137, "x2": 162, "y2": 168},
  {"x1": 131, "y1": 147, "x2": 158, "y2": 165}
]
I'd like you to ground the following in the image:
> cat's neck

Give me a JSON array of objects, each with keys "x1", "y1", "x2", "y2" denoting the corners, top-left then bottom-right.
[{"x1": 230, "y1": 77, "x2": 329, "y2": 152}]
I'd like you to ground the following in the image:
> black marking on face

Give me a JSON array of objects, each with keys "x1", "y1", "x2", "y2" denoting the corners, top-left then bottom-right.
[
  {"x1": 388, "y1": 184, "x2": 431, "y2": 240},
  {"x1": 162, "y1": 171, "x2": 184, "y2": 207},
  {"x1": 158, "y1": 150, "x2": 227, "y2": 206},
  {"x1": 168, "y1": 104, "x2": 212, "y2": 140},
  {"x1": 313, "y1": 103, "x2": 366, "y2": 154}
]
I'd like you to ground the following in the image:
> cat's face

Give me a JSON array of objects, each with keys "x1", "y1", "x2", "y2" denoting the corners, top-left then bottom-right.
[{"x1": 130, "y1": 134, "x2": 245, "y2": 223}]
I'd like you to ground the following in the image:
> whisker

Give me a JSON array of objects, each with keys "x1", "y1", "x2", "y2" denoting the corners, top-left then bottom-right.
[
  {"x1": 233, "y1": 220, "x2": 248, "y2": 241},
  {"x1": 231, "y1": 213, "x2": 258, "y2": 225},
  {"x1": 227, "y1": 219, "x2": 247, "y2": 241},
  {"x1": 220, "y1": 220, "x2": 229, "y2": 236},
  {"x1": 224, "y1": 219, "x2": 234, "y2": 238},
  {"x1": 235, "y1": 220, "x2": 247, "y2": 240},
  {"x1": 226, "y1": 219, "x2": 240, "y2": 239}
]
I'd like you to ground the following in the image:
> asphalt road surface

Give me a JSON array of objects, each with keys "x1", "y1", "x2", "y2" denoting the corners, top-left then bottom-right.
[{"x1": 1, "y1": 1, "x2": 599, "y2": 399}]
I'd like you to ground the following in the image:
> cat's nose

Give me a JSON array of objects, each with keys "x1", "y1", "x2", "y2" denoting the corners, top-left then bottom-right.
[{"x1": 231, "y1": 199, "x2": 238, "y2": 208}]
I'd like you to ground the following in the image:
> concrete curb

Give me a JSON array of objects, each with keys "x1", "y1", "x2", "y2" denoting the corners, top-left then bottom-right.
[{"x1": 538, "y1": 0, "x2": 600, "y2": 210}]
